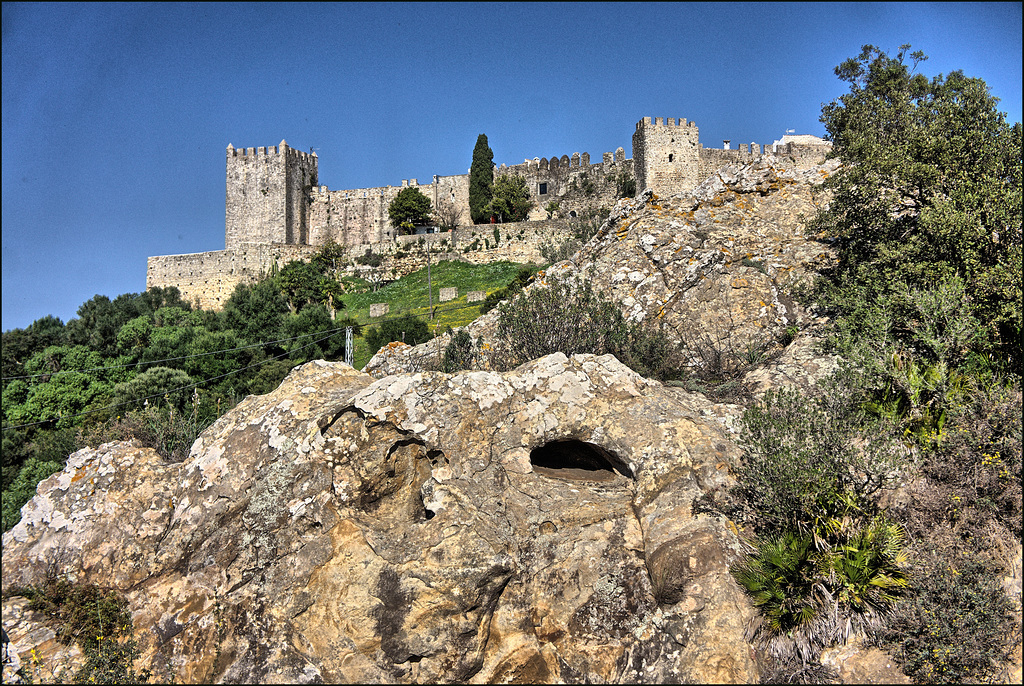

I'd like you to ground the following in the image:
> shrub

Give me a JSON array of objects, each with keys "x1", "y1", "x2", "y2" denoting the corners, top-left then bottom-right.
[
  {"x1": 479, "y1": 266, "x2": 537, "y2": 315},
  {"x1": 355, "y1": 249, "x2": 383, "y2": 267},
  {"x1": 876, "y1": 550, "x2": 1019, "y2": 684},
  {"x1": 731, "y1": 382, "x2": 905, "y2": 539},
  {"x1": 364, "y1": 314, "x2": 432, "y2": 355},
  {"x1": 441, "y1": 328, "x2": 478, "y2": 373},
  {"x1": 732, "y1": 518, "x2": 908, "y2": 665},
  {"x1": 493, "y1": 274, "x2": 684, "y2": 380},
  {"x1": 6, "y1": 576, "x2": 151, "y2": 683}
]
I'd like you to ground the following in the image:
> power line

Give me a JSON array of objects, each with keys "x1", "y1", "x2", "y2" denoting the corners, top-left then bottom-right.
[
  {"x1": 1, "y1": 329, "x2": 344, "y2": 432},
  {"x1": 2, "y1": 326, "x2": 355, "y2": 381},
  {"x1": 2, "y1": 298, "x2": 495, "y2": 431}
]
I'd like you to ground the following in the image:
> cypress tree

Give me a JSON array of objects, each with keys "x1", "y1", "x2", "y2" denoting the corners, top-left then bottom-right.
[{"x1": 469, "y1": 134, "x2": 494, "y2": 224}]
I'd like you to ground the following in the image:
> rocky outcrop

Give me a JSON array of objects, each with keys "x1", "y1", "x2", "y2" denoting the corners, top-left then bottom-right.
[
  {"x1": 3, "y1": 355, "x2": 759, "y2": 683},
  {"x1": 365, "y1": 155, "x2": 841, "y2": 379}
]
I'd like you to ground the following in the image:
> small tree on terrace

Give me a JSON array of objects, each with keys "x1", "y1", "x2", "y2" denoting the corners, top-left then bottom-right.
[
  {"x1": 433, "y1": 196, "x2": 464, "y2": 233},
  {"x1": 489, "y1": 174, "x2": 534, "y2": 223},
  {"x1": 388, "y1": 187, "x2": 433, "y2": 233}
]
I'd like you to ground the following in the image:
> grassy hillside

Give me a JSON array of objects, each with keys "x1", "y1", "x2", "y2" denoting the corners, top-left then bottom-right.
[{"x1": 340, "y1": 259, "x2": 534, "y2": 369}]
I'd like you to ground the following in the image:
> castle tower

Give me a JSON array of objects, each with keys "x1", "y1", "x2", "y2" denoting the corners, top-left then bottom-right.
[
  {"x1": 225, "y1": 140, "x2": 318, "y2": 249},
  {"x1": 632, "y1": 117, "x2": 700, "y2": 196}
]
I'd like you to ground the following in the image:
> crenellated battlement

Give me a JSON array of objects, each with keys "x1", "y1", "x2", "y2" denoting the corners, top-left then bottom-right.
[
  {"x1": 636, "y1": 116, "x2": 697, "y2": 130},
  {"x1": 226, "y1": 141, "x2": 317, "y2": 164}
]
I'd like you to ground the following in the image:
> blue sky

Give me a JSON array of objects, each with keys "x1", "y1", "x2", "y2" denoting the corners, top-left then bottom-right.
[{"x1": 3, "y1": 2, "x2": 1021, "y2": 331}]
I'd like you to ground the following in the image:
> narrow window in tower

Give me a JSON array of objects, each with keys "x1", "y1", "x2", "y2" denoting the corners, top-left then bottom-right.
[
  {"x1": 668, "y1": 154, "x2": 674, "y2": 162},
  {"x1": 539, "y1": 183, "x2": 548, "y2": 195}
]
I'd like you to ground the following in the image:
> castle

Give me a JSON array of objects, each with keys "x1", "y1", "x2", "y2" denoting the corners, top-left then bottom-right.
[{"x1": 147, "y1": 117, "x2": 830, "y2": 309}]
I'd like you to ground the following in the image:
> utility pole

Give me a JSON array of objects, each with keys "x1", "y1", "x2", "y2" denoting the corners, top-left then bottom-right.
[{"x1": 427, "y1": 231, "x2": 433, "y2": 319}]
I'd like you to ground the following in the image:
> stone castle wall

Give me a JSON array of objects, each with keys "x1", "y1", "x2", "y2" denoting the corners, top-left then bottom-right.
[
  {"x1": 147, "y1": 220, "x2": 573, "y2": 308},
  {"x1": 148, "y1": 116, "x2": 832, "y2": 312},
  {"x1": 224, "y1": 142, "x2": 318, "y2": 249},
  {"x1": 147, "y1": 243, "x2": 319, "y2": 310}
]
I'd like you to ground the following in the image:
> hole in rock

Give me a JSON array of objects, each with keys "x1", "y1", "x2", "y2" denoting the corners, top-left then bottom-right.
[{"x1": 530, "y1": 439, "x2": 633, "y2": 481}]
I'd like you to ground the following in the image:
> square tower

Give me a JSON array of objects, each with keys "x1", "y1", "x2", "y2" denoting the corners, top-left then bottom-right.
[
  {"x1": 632, "y1": 117, "x2": 700, "y2": 196},
  {"x1": 225, "y1": 141, "x2": 318, "y2": 249}
]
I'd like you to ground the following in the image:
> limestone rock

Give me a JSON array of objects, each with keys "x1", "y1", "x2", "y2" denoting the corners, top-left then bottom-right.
[
  {"x1": 3, "y1": 355, "x2": 759, "y2": 683},
  {"x1": 365, "y1": 156, "x2": 841, "y2": 380}
]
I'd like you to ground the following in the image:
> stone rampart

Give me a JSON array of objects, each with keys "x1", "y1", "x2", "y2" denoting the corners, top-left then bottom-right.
[
  {"x1": 146, "y1": 242, "x2": 319, "y2": 310},
  {"x1": 225, "y1": 142, "x2": 318, "y2": 249},
  {"x1": 148, "y1": 116, "x2": 832, "y2": 311}
]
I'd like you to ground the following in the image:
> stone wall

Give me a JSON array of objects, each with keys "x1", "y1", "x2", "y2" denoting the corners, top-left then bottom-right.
[
  {"x1": 146, "y1": 242, "x2": 319, "y2": 310},
  {"x1": 224, "y1": 142, "x2": 318, "y2": 249},
  {"x1": 632, "y1": 116, "x2": 701, "y2": 196},
  {"x1": 306, "y1": 151, "x2": 629, "y2": 249},
  {"x1": 147, "y1": 220, "x2": 575, "y2": 311}
]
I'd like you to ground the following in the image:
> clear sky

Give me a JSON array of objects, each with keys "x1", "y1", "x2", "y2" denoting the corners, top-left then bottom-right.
[{"x1": 3, "y1": 2, "x2": 1021, "y2": 332}]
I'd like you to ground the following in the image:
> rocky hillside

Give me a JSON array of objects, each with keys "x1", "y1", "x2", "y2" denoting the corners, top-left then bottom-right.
[
  {"x1": 365, "y1": 155, "x2": 841, "y2": 380},
  {"x1": 4, "y1": 155, "x2": 910, "y2": 684},
  {"x1": 4, "y1": 354, "x2": 765, "y2": 683}
]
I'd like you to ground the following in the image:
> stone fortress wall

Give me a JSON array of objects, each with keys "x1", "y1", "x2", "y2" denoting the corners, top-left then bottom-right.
[{"x1": 148, "y1": 117, "x2": 831, "y2": 310}]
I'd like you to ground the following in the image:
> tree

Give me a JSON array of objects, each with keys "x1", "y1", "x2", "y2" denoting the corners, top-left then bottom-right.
[
  {"x1": 433, "y1": 196, "x2": 464, "y2": 233},
  {"x1": 278, "y1": 260, "x2": 321, "y2": 313},
  {"x1": 388, "y1": 187, "x2": 432, "y2": 231},
  {"x1": 469, "y1": 134, "x2": 494, "y2": 224},
  {"x1": 311, "y1": 239, "x2": 347, "y2": 275},
  {"x1": 364, "y1": 314, "x2": 432, "y2": 355},
  {"x1": 489, "y1": 174, "x2": 534, "y2": 223},
  {"x1": 812, "y1": 44, "x2": 1022, "y2": 374}
]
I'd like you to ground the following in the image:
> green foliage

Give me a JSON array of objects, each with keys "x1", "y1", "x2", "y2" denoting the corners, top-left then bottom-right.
[
  {"x1": 310, "y1": 239, "x2": 347, "y2": 275},
  {"x1": 812, "y1": 44, "x2": 1022, "y2": 375},
  {"x1": 441, "y1": 328, "x2": 478, "y2": 373},
  {"x1": 388, "y1": 186, "x2": 433, "y2": 230},
  {"x1": 733, "y1": 383, "x2": 903, "y2": 540},
  {"x1": 469, "y1": 134, "x2": 494, "y2": 224},
  {"x1": 732, "y1": 519, "x2": 908, "y2": 663},
  {"x1": 8, "y1": 576, "x2": 151, "y2": 683},
  {"x1": 479, "y1": 266, "x2": 538, "y2": 314},
  {"x1": 877, "y1": 551, "x2": 1019, "y2": 684},
  {"x1": 731, "y1": 532, "x2": 831, "y2": 661},
  {"x1": 80, "y1": 399, "x2": 210, "y2": 465},
  {"x1": 355, "y1": 249, "x2": 384, "y2": 267},
  {"x1": 364, "y1": 314, "x2": 433, "y2": 355},
  {"x1": 222, "y1": 278, "x2": 288, "y2": 344},
  {"x1": 544, "y1": 200, "x2": 560, "y2": 219},
  {"x1": 493, "y1": 274, "x2": 684, "y2": 380},
  {"x1": 277, "y1": 260, "x2": 321, "y2": 312},
  {"x1": 113, "y1": 366, "x2": 194, "y2": 411},
  {"x1": 489, "y1": 174, "x2": 534, "y2": 223}
]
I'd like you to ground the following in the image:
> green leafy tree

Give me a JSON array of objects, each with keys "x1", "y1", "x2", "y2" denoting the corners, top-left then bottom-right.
[
  {"x1": 278, "y1": 260, "x2": 321, "y2": 313},
  {"x1": 311, "y1": 239, "x2": 347, "y2": 275},
  {"x1": 469, "y1": 134, "x2": 494, "y2": 224},
  {"x1": 489, "y1": 174, "x2": 534, "y2": 223},
  {"x1": 364, "y1": 314, "x2": 432, "y2": 355},
  {"x1": 1, "y1": 315, "x2": 66, "y2": 382},
  {"x1": 222, "y1": 279, "x2": 288, "y2": 345},
  {"x1": 115, "y1": 315, "x2": 154, "y2": 353},
  {"x1": 113, "y1": 366, "x2": 194, "y2": 411},
  {"x1": 388, "y1": 187, "x2": 433, "y2": 231},
  {"x1": 812, "y1": 44, "x2": 1022, "y2": 374}
]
